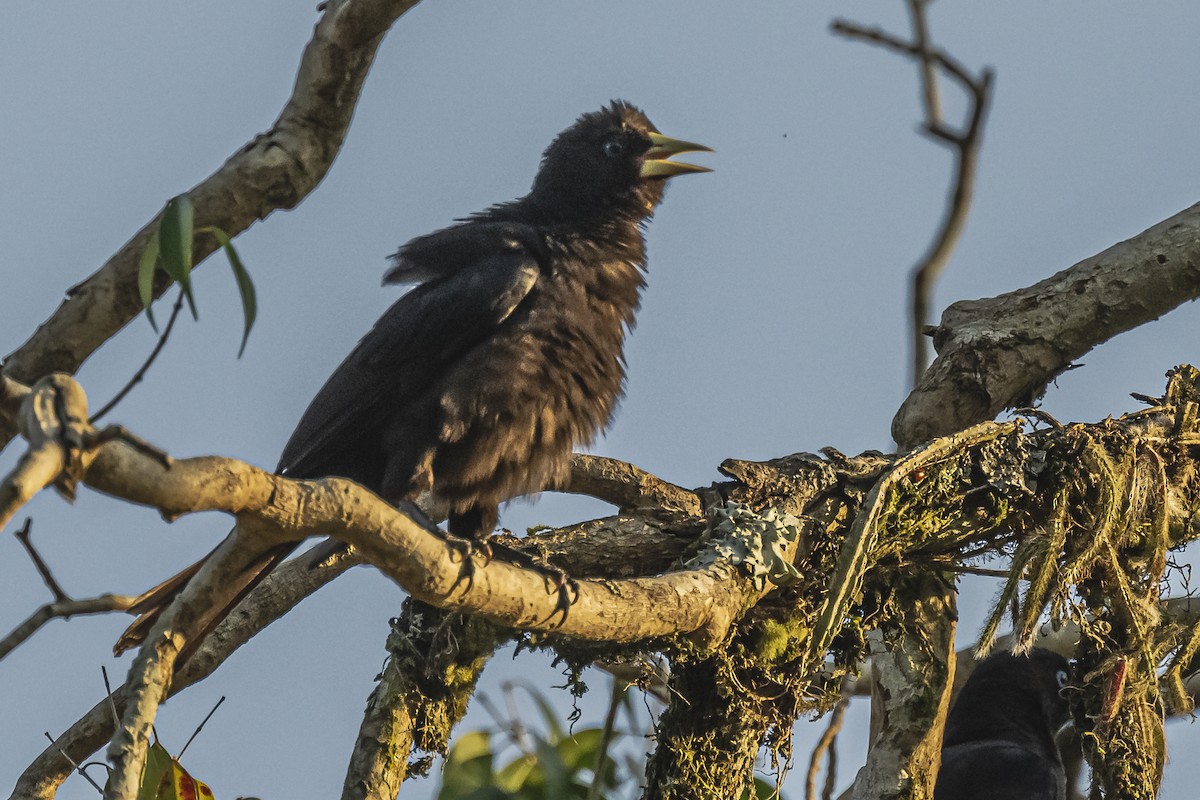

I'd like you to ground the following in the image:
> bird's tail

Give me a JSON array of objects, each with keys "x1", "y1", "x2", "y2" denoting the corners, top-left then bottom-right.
[{"x1": 114, "y1": 540, "x2": 300, "y2": 659}]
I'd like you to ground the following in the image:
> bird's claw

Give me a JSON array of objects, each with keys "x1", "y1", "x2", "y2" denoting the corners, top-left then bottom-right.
[
  {"x1": 443, "y1": 533, "x2": 480, "y2": 595},
  {"x1": 543, "y1": 573, "x2": 580, "y2": 627}
]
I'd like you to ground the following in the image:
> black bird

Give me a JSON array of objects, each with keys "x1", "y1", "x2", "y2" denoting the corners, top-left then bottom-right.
[
  {"x1": 935, "y1": 648, "x2": 1073, "y2": 800},
  {"x1": 116, "y1": 101, "x2": 711, "y2": 654}
]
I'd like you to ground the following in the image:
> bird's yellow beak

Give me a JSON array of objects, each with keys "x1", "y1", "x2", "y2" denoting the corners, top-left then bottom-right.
[{"x1": 640, "y1": 131, "x2": 713, "y2": 178}]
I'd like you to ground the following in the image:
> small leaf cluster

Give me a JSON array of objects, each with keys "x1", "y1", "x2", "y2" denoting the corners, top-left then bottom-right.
[
  {"x1": 435, "y1": 687, "x2": 623, "y2": 800},
  {"x1": 138, "y1": 193, "x2": 257, "y2": 356}
]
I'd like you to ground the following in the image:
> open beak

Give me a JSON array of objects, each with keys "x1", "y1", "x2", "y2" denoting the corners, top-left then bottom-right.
[{"x1": 640, "y1": 131, "x2": 713, "y2": 178}]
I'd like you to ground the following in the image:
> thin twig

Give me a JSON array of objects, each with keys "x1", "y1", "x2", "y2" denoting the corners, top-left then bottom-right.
[
  {"x1": 1013, "y1": 406, "x2": 1066, "y2": 430},
  {"x1": 87, "y1": 424, "x2": 173, "y2": 468},
  {"x1": 101, "y1": 667, "x2": 121, "y2": 726},
  {"x1": 15, "y1": 518, "x2": 68, "y2": 601},
  {"x1": 806, "y1": 689, "x2": 851, "y2": 800},
  {"x1": 587, "y1": 676, "x2": 626, "y2": 800},
  {"x1": 0, "y1": 594, "x2": 140, "y2": 661},
  {"x1": 906, "y1": 0, "x2": 941, "y2": 121},
  {"x1": 831, "y1": 13, "x2": 994, "y2": 388},
  {"x1": 43, "y1": 732, "x2": 105, "y2": 795},
  {"x1": 90, "y1": 288, "x2": 185, "y2": 424},
  {"x1": 177, "y1": 695, "x2": 226, "y2": 759},
  {"x1": 566, "y1": 454, "x2": 702, "y2": 516}
]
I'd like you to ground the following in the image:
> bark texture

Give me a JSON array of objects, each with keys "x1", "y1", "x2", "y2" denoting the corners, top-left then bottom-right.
[{"x1": 894, "y1": 202, "x2": 1200, "y2": 448}]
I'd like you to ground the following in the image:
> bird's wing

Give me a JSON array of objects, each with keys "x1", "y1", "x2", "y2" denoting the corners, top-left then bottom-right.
[
  {"x1": 936, "y1": 742, "x2": 1065, "y2": 800},
  {"x1": 277, "y1": 252, "x2": 541, "y2": 479},
  {"x1": 383, "y1": 219, "x2": 545, "y2": 284}
]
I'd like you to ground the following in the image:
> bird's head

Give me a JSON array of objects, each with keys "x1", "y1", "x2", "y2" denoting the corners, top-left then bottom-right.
[{"x1": 529, "y1": 100, "x2": 711, "y2": 220}]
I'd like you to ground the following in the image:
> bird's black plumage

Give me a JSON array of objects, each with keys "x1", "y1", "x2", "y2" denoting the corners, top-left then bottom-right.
[
  {"x1": 116, "y1": 101, "x2": 710, "y2": 654},
  {"x1": 935, "y1": 648, "x2": 1073, "y2": 800}
]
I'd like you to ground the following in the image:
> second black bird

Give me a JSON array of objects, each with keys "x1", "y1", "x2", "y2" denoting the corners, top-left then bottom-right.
[
  {"x1": 935, "y1": 648, "x2": 1073, "y2": 800},
  {"x1": 117, "y1": 101, "x2": 711, "y2": 654}
]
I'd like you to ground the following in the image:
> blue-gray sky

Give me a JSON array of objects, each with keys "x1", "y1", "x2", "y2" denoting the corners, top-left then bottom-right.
[{"x1": 4, "y1": 2, "x2": 1200, "y2": 798}]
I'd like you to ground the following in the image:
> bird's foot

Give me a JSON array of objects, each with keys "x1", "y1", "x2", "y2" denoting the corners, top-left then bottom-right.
[
  {"x1": 443, "y1": 532, "x2": 482, "y2": 594},
  {"x1": 486, "y1": 540, "x2": 579, "y2": 624}
]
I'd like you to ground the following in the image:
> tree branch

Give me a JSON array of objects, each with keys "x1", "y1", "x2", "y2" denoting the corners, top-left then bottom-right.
[
  {"x1": 893, "y1": 202, "x2": 1200, "y2": 448},
  {"x1": 566, "y1": 454, "x2": 703, "y2": 516},
  {"x1": 849, "y1": 575, "x2": 956, "y2": 800},
  {"x1": 0, "y1": 0, "x2": 423, "y2": 452}
]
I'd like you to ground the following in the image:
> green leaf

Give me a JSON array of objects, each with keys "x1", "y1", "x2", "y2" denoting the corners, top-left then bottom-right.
[
  {"x1": 516, "y1": 683, "x2": 565, "y2": 742},
  {"x1": 745, "y1": 776, "x2": 786, "y2": 800},
  {"x1": 459, "y1": 789, "x2": 513, "y2": 800},
  {"x1": 439, "y1": 731, "x2": 496, "y2": 799},
  {"x1": 494, "y1": 753, "x2": 537, "y2": 792},
  {"x1": 553, "y1": 728, "x2": 604, "y2": 773},
  {"x1": 138, "y1": 230, "x2": 161, "y2": 331},
  {"x1": 159, "y1": 194, "x2": 197, "y2": 319},
  {"x1": 137, "y1": 741, "x2": 174, "y2": 800},
  {"x1": 203, "y1": 226, "x2": 257, "y2": 357},
  {"x1": 533, "y1": 737, "x2": 569, "y2": 799}
]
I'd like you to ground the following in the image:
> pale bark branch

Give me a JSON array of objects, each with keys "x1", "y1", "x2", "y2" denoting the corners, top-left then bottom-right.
[
  {"x1": 851, "y1": 576, "x2": 956, "y2": 800},
  {"x1": 566, "y1": 454, "x2": 704, "y2": 516},
  {"x1": 893, "y1": 202, "x2": 1200, "y2": 448},
  {"x1": 104, "y1": 529, "x2": 270, "y2": 799},
  {"x1": 0, "y1": 0, "x2": 423, "y2": 452},
  {"x1": 2, "y1": 372, "x2": 778, "y2": 799},
  {"x1": 0, "y1": 595, "x2": 140, "y2": 662}
]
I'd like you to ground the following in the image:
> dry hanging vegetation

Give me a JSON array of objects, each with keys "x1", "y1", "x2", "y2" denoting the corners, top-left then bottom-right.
[{"x1": 6, "y1": 3, "x2": 1200, "y2": 800}]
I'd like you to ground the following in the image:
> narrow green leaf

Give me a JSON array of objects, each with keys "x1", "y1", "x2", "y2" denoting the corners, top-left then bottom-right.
[
  {"x1": 159, "y1": 194, "x2": 197, "y2": 319},
  {"x1": 136, "y1": 741, "x2": 174, "y2": 800},
  {"x1": 138, "y1": 230, "x2": 162, "y2": 331},
  {"x1": 532, "y1": 736, "x2": 569, "y2": 798},
  {"x1": 204, "y1": 226, "x2": 257, "y2": 357},
  {"x1": 553, "y1": 728, "x2": 605, "y2": 773},
  {"x1": 516, "y1": 683, "x2": 565, "y2": 741},
  {"x1": 494, "y1": 753, "x2": 537, "y2": 792},
  {"x1": 438, "y1": 731, "x2": 496, "y2": 798}
]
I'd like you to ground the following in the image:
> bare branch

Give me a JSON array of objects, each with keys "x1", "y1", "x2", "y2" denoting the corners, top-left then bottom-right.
[
  {"x1": 830, "y1": 20, "x2": 978, "y2": 89},
  {"x1": 90, "y1": 289, "x2": 186, "y2": 424},
  {"x1": 0, "y1": 594, "x2": 140, "y2": 662},
  {"x1": 807, "y1": 688, "x2": 851, "y2": 800},
  {"x1": 566, "y1": 454, "x2": 704, "y2": 515},
  {"x1": 0, "y1": 0, "x2": 424, "y2": 453},
  {"x1": 831, "y1": 10, "x2": 995, "y2": 389},
  {"x1": 893, "y1": 202, "x2": 1200, "y2": 448},
  {"x1": 105, "y1": 530, "x2": 269, "y2": 799},
  {"x1": 14, "y1": 519, "x2": 67, "y2": 601},
  {"x1": 587, "y1": 677, "x2": 626, "y2": 800},
  {"x1": 906, "y1": 0, "x2": 941, "y2": 122}
]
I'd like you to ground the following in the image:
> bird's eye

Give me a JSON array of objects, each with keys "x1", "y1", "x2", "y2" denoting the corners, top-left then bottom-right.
[
  {"x1": 1056, "y1": 669, "x2": 1069, "y2": 688},
  {"x1": 603, "y1": 139, "x2": 625, "y2": 158}
]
